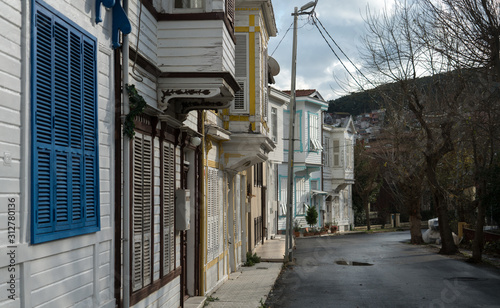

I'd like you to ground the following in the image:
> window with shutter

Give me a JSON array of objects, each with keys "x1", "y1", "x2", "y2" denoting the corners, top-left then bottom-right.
[
  {"x1": 324, "y1": 137, "x2": 330, "y2": 167},
  {"x1": 279, "y1": 176, "x2": 287, "y2": 217},
  {"x1": 207, "y1": 168, "x2": 222, "y2": 262},
  {"x1": 235, "y1": 35, "x2": 247, "y2": 78},
  {"x1": 346, "y1": 138, "x2": 353, "y2": 169},
  {"x1": 308, "y1": 113, "x2": 322, "y2": 151},
  {"x1": 31, "y1": 0, "x2": 99, "y2": 244},
  {"x1": 132, "y1": 133, "x2": 153, "y2": 291},
  {"x1": 162, "y1": 141, "x2": 175, "y2": 275},
  {"x1": 234, "y1": 176, "x2": 241, "y2": 242},
  {"x1": 295, "y1": 177, "x2": 306, "y2": 216},
  {"x1": 232, "y1": 80, "x2": 248, "y2": 113},
  {"x1": 226, "y1": 0, "x2": 235, "y2": 26},
  {"x1": 333, "y1": 139, "x2": 341, "y2": 167}
]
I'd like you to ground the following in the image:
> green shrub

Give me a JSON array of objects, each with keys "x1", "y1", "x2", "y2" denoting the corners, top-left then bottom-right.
[{"x1": 244, "y1": 252, "x2": 261, "y2": 266}]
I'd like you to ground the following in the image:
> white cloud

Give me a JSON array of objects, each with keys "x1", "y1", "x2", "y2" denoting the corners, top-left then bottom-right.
[{"x1": 268, "y1": 0, "x2": 398, "y2": 101}]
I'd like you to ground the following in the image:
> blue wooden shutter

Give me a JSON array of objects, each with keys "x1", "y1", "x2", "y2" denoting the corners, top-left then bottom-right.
[{"x1": 32, "y1": 1, "x2": 99, "y2": 244}]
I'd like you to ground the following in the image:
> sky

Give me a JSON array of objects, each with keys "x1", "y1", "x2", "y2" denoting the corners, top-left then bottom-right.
[{"x1": 268, "y1": 0, "x2": 391, "y2": 101}]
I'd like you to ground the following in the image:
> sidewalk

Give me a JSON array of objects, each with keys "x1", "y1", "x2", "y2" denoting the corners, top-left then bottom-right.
[{"x1": 185, "y1": 237, "x2": 285, "y2": 308}]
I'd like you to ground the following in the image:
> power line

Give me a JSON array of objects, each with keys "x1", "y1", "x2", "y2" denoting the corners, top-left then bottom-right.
[
  {"x1": 271, "y1": 21, "x2": 294, "y2": 57},
  {"x1": 313, "y1": 15, "x2": 376, "y2": 89},
  {"x1": 271, "y1": 17, "x2": 315, "y2": 57},
  {"x1": 310, "y1": 15, "x2": 366, "y2": 91}
]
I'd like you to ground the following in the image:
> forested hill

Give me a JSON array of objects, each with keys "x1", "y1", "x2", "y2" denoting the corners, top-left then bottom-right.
[
  {"x1": 327, "y1": 74, "x2": 451, "y2": 116},
  {"x1": 327, "y1": 88, "x2": 384, "y2": 116}
]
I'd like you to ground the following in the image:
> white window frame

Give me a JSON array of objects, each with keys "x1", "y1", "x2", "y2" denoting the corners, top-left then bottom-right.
[
  {"x1": 308, "y1": 113, "x2": 322, "y2": 151},
  {"x1": 172, "y1": 0, "x2": 204, "y2": 12},
  {"x1": 324, "y1": 136, "x2": 331, "y2": 167},
  {"x1": 271, "y1": 107, "x2": 278, "y2": 142}
]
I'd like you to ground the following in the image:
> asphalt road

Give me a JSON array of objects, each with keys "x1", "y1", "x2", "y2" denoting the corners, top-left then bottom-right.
[{"x1": 265, "y1": 231, "x2": 500, "y2": 308}]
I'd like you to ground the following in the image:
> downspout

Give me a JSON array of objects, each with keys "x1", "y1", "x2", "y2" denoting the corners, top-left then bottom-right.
[
  {"x1": 113, "y1": 48, "x2": 122, "y2": 307},
  {"x1": 199, "y1": 111, "x2": 206, "y2": 294},
  {"x1": 122, "y1": 0, "x2": 131, "y2": 307}
]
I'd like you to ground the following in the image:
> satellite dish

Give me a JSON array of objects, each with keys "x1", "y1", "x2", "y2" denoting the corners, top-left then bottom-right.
[{"x1": 268, "y1": 56, "x2": 280, "y2": 76}]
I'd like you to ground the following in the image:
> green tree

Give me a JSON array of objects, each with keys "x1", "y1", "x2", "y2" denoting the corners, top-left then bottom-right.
[
  {"x1": 353, "y1": 143, "x2": 381, "y2": 231},
  {"x1": 305, "y1": 205, "x2": 318, "y2": 228}
]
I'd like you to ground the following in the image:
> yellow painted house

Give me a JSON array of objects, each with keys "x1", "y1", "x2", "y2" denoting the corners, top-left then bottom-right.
[{"x1": 200, "y1": 0, "x2": 279, "y2": 295}]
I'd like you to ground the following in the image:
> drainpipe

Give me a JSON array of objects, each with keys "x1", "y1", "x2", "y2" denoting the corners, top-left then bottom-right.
[
  {"x1": 122, "y1": 0, "x2": 131, "y2": 307},
  {"x1": 199, "y1": 111, "x2": 206, "y2": 294}
]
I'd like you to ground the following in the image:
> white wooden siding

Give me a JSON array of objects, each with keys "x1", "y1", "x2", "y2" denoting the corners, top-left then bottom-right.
[
  {"x1": 128, "y1": 0, "x2": 158, "y2": 65},
  {"x1": 0, "y1": 1, "x2": 114, "y2": 307},
  {"x1": 157, "y1": 20, "x2": 234, "y2": 73}
]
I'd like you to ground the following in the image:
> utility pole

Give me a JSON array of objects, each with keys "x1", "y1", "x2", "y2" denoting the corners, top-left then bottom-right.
[{"x1": 285, "y1": 0, "x2": 318, "y2": 263}]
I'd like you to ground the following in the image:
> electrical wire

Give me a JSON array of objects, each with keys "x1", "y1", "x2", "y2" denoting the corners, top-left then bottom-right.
[
  {"x1": 313, "y1": 15, "x2": 376, "y2": 89},
  {"x1": 271, "y1": 21, "x2": 294, "y2": 57},
  {"x1": 310, "y1": 15, "x2": 366, "y2": 91}
]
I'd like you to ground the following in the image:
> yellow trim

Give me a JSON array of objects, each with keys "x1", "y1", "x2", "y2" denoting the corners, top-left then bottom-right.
[
  {"x1": 223, "y1": 109, "x2": 229, "y2": 130},
  {"x1": 206, "y1": 256, "x2": 219, "y2": 270},
  {"x1": 207, "y1": 160, "x2": 219, "y2": 169},
  {"x1": 235, "y1": 26, "x2": 261, "y2": 33},
  {"x1": 235, "y1": 26, "x2": 249, "y2": 32},
  {"x1": 228, "y1": 115, "x2": 250, "y2": 122},
  {"x1": 205, "y1": 251, "x2": 229, "y2": 271},
  {"x1": 262, "y1": 117, "x2": 269, "y2": 132},
  {"x1": 249, "y1": 15, "x2": 256, "y2": 131}
]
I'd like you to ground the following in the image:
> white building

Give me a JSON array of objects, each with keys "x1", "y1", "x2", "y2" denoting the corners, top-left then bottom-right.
[
  {"x1": 323, "y1": 113, "x2": 356, "y2": 231},
  {"x1": 266, "y1": 87, "x2": 289, "y2": 237},
  {"x1": 278, "y1": 90, "x2": 329, "y2": 230}
]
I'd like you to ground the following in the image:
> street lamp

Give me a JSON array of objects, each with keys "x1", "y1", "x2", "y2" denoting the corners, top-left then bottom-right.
[{"x1": 285, "y1": 0, "x2": 318, "y2": 263}]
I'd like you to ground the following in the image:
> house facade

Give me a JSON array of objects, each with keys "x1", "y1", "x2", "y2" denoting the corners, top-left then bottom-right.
[
  {"x1": 0, "y1": 0, "x2": 119, "y2": 307},
  {"x1": 278, "y1": 90, "x2": 329, "y2": 230},
  {"x1": 221, "y1": 0, "x2": 278, "y2": 255},
  {"x1": 323, "y1": 113, "x2": 356, "y2": 231},
  {"x1": 266, "y1": 87, "x2": 289, "y2": 238},
  {"x1": 1, "y1": 0, "x2": 283, "y2": 307}
]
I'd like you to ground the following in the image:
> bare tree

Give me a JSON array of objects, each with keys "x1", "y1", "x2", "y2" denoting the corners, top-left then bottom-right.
[
  {"x1": 369, "y1": 107, "x2": 426, "y2": 244},
  {"x1": 362, "y1": 1, "x2": 461, "y2": 254},
  {"x1": 420, "y1": 0, "x2": 500, "y2": 262}
]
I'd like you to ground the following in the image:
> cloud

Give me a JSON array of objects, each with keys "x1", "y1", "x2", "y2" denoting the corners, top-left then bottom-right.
[{"x1": 269, "y1": 0, "x2": 395, "y2": 101}]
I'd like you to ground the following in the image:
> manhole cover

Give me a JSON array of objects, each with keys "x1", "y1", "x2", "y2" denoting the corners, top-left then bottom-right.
[{"x1": 335, "y1": 260, "x2": 373, "y2": 266}]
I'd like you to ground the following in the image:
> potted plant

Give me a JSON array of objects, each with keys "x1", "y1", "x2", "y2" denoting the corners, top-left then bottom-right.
[
  {"x1": 329, "y1": 220, "x2": 337, "y2": 233},
  {"x1": 293, "y1": 219, "x2": 301, "y2": 237},
  {"x1": 325, "y1": 222, "x2": 332, "y2": 233}
]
